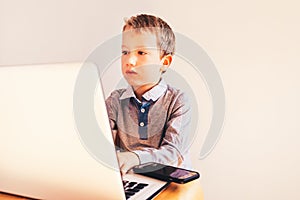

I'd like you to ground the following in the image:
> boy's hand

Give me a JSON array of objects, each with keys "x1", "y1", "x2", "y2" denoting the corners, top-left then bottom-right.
[{"x1": 117, "y1": 151, "x2": 140, "y2": 175}]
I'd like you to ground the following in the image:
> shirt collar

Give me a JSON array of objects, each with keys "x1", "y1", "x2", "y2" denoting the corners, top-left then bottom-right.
[{"x1": 119, "y1": 79, "x2": 168, "y2": 102}]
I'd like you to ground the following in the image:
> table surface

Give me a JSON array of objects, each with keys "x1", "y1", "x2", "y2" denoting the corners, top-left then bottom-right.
[
  {"x1": 154, "y1": 179, "x2": 203, "y2": 200},
  {"x1": 0, "y1": 179, "x2": 203, "y2": 200}
]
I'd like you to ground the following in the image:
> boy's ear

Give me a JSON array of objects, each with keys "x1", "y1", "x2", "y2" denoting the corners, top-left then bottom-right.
[{"x1": 160, "y1": 54, "x2": 172, "y2": 73}]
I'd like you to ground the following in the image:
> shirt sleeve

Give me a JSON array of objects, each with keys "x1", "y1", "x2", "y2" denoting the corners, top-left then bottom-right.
[
  {"x1": 133, "y1": 92, "x2": 192, "y2": 168},
  {"x1": 105, "y1": 91, "x2": 119, "y2": 140}
]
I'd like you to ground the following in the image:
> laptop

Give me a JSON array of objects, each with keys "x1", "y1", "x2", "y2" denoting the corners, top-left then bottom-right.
[{"x1": 0, "y1": 62, "x2": 169, "y2": 200}]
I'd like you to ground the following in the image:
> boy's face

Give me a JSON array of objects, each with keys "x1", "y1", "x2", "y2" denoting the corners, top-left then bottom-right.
[{"x1": 121, "y1": 28, "x2": 168, "y2": 91}]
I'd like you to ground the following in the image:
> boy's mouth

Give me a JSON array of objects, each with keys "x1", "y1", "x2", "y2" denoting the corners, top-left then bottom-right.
[{"x1": 125, "y1": 69, "x2": 137, "y2": 74}]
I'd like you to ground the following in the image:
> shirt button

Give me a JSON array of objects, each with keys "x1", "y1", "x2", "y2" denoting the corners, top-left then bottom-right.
[
  {"x1": 141, "y1": 108, "x2": 145, "y2": 113},
  {"x1": 139, "y1": 122, "x2": 145, "y2": 127}
]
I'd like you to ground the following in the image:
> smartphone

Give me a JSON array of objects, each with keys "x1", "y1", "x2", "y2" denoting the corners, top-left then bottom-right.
[{"x1": 132, "y1": 162, "x2": 200, "y2": 184}]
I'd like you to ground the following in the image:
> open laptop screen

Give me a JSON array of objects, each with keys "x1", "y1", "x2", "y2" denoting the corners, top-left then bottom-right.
[{"x1": 0, "y1": 62, "x2": 126, "y2": 200}]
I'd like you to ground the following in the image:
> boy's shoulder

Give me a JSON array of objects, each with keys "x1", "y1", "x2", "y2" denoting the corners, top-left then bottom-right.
[
  {"x1": 165, "y1": 84, "x2": 186, "y2": 97},
  {"x1": 107, "y1": 88, "x2": 127, "y2": 100},
  {"x1": 159, "y1": 83, "x2": 190, "y2": 113},
  {"x1": 164, "y1": 83, "x2": 190, "y2": 104}
]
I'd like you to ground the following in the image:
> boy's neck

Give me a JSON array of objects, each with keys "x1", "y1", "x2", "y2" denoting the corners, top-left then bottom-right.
[{"x1": 133, "y1": 83, "x2": 157, "y2": 101}]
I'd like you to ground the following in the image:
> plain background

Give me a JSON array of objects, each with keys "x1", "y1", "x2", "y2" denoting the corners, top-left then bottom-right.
[{"x1": 1, "y1": 0, "x2": 300, "y2": 199}]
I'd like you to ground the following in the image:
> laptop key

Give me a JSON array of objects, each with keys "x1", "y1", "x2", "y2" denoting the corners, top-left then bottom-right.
[
  {"x1": 125, "y1": 191, "x2": 135, "y2": 196},
  {"x1": 123, "y1": 180, "x2": 149, "y2": 199},
  {"x1": 127, "y1": 182, "x2": 137, "y2": 187},
  {"x1": 135, "y1": 183, "x2": 149, "y2": 189},
  {"x1": 126, "y1": 188, "x2": 140, "y2": 193}
]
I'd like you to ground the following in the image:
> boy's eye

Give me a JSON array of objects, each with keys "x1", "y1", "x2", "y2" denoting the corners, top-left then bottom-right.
[
  {"x1": 138, "y1": 51, "x2": 147, "y2": 55},
  {"x1": 122, "y1": 50, "x2": 129, "y2": 55}
]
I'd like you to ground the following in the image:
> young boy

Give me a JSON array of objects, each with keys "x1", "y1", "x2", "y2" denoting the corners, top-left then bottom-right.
[{"x1": 105, "y1": 14, "x2": 191, "y2": 175}]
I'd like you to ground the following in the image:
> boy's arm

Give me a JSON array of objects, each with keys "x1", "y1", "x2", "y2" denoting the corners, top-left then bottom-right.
[
  {"x1": 105, "y1": 92, "x2": 119, "y2": 140},
  {"x1": 133, "y1": 92, "x2": 192, "y2": 167}
]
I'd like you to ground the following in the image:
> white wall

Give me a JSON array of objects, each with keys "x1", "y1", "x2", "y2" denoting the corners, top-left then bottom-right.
[{"x1": 1, "y1": 0, "x2": 300, "y2": 199}]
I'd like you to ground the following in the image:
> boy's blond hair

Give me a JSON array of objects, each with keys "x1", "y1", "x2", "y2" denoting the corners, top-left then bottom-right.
[{"x1": 123, "y1": 14, "x2": 175, "y2": 57}]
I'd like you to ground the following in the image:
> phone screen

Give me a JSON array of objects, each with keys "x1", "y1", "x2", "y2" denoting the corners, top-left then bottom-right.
[
  {"x1": 133, "y1": 162, "x2": 199, "y2": 183},
  {"x1": 153, "y1": 165, "x2": 198, "y2": 179}
]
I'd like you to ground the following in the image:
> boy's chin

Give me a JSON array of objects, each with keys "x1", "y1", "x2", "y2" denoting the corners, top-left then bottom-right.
[
  {"x1": 131, "y1": 82, "x2": 158, "y2": 90},
  {"x1": 127, "y1": 80, "x2": 153, "y2": 87}
]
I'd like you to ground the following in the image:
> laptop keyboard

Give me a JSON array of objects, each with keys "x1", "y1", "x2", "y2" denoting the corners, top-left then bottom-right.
[{"x1": 123, "y1": 180, "x2": 149, "y2": 199}]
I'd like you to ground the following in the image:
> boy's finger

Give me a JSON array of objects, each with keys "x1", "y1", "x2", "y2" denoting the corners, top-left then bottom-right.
[{"x1": 121, "y1": 166, "x2": 129, "y2": 176}]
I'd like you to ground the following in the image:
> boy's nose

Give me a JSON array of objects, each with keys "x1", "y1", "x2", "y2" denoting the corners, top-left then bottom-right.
[{"x1": 128, "y1": 55, "x2": 137, "y2": 66}]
